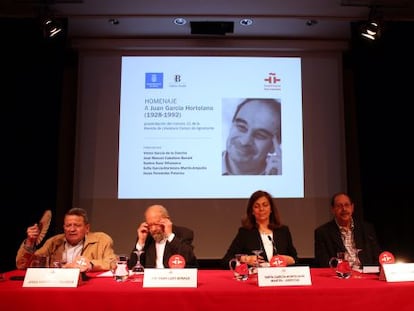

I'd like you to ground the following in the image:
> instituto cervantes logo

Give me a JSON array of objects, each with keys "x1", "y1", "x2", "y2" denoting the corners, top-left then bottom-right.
[{"x1": 264, "y1": 72, "x2": 281, "y2": 91}]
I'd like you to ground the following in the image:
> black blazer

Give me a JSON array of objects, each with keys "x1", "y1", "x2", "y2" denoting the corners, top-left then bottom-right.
[
  {"x1": 221, "y1": 226, "x2": 298, "y2": 269},
  {"x1": 314, "y1": 219, "x2": 381, "y2": 267},
  {"x1": 129, "y1": 225, "x2": 198, "y2": 269}
]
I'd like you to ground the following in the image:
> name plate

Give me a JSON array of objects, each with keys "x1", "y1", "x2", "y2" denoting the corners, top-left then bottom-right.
[
  {"x1": 362, "y1": 266, "x2": 380, "y2": 273},
  {"x1": 143, "y1": 268, "x2": 197, "y2": 288},
  {"x1": 23, "y1": 268, "x2": 80, "y2": 287},
  {"x1": 382, "y1": 263, "x2": 414, "y2": 282},
  {"x1": 258, "y1": 266, "x2": 312, "y2": 287}
]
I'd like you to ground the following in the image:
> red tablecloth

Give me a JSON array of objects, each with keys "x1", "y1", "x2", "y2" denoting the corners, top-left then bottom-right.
[{"x1": 1, "y1": 268, "x2": 412, "y2": 311}]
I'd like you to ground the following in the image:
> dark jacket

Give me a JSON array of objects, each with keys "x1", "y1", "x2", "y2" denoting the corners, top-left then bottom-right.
[
  {"x1": 222, "y1": 226, "x2": 298, "y2": 269},
  {"x1": 314, "y1": 219, "x2": 381, "y2": 267},
  {"x1": 129, "y1": 225, "x2": 198, "y2": 269}
]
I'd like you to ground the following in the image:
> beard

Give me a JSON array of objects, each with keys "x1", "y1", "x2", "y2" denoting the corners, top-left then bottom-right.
[{"x1": 151, "y1": 230, "x2": 165, "y2": 243}]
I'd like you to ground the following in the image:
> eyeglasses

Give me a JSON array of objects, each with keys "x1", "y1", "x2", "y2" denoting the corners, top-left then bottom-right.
[
  {"x1": 147, "y1": 222, "x2": 163, "y2": 228},
  {"x1": 334, "y1": 203, "x2": 352, "y2": 209}
]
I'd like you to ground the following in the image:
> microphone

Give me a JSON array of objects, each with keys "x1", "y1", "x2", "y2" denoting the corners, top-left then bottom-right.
[{"x1": 268, "y1": 235, "x2": 278, "y2": 255}]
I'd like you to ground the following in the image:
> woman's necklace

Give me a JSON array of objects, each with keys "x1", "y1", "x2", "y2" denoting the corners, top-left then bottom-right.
[{"x1": 259, "y1": 227, "x2": 272, "y2": 235}]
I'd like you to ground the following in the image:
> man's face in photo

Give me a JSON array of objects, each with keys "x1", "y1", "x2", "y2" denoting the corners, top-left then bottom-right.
[{"x1": 226, "y1": 100, "x2": 280, "y2": 174}]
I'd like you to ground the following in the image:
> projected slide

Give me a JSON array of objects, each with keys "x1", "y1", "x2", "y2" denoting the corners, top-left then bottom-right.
[{"x1": 118, "y1": 56, "x2": 303, "y2": 198}]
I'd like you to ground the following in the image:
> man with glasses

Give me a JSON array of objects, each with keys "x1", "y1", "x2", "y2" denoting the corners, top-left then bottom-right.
[
  {"x1": 314, "y1": 192, "x2": 381, "y2": 268},
  {"x1": 128, "y1": 204, "x2": 198, "y2": 269}
]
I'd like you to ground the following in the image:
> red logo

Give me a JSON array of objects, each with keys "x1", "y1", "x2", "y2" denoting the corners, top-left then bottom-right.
[
  {"x1": 379, "y1": 251, "x2": 395, "y2": 265},
  {"x1": 337, "y1": 261, "x2": 352, "y2": 273},
  {"x1": 264, "y1": 72, "x2": 281, "y2": 84},
  {"x1": 235, "y1": 263, "x2": 249, "y2": 275},
  {"x1": 168, "y1": 254, "x2": 186, "y2": 268},
  {"x1": 269, "y1": 255, "x2": 287, "y2": 267}
]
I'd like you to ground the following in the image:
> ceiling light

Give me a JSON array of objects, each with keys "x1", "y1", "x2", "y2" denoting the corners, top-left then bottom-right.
[
  {"x1": 174, "y1": 18, "x2": 187, "y2": 26},
  {"x1": 42, "y1": 18, "x2": 63, "y2": 38},
  {"x1": 240, "y1": 19, "x2": 253, "y2": 26},
  {"x1": 360, "y1": 7, "x2": 382, "y2": 41},
  {"x1": 306, "y1": 20, "x2": 318, "y2": 26},
  {"x1": 108, "y1": 18, "x2": 120, "y2": 25},
  {"x1": 361, "y1": 21, "x2": 380, "y2": 40}
]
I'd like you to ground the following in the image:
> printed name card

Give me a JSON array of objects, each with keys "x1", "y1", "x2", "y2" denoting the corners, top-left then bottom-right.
[
  {"x1": 362, "y1": 266, "x2": 380, "y2": 273},
  {"x1": 382, "y1": 263, "x2": 414, "y2": 282},
  {"x1": 23, "y1": 268, "x2": 80, "y2": 287},
  {"x1": 143, "y1": 268, "x2": 197, "y2": 288},
  {"x1": 257, "y1": 266, "x2": 312, "y2": 287}
]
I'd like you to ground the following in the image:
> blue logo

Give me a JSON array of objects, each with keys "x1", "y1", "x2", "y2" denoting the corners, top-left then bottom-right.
[{"x1": 145, "y1": 73, "x2": 163, "y2": 89}]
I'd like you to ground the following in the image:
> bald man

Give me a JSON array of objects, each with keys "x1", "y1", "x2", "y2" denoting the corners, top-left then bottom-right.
[{"x1": 129, "y1": 205, "x2": 198, "y2": 269}]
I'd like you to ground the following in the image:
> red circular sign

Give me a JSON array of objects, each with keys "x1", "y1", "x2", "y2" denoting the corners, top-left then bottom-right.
[
  {"x1": 379, "y1": 251, "x2": 395, "y2": 265},
  {"x1": 269, "y1": 255, "x2": 287, "y2": 267},
  {"x1": 235, "y1": 263, "x2": 249, "y2": 275},
  {"x1": 168, "y1": 254, "x2": 186, "y2": 268}
]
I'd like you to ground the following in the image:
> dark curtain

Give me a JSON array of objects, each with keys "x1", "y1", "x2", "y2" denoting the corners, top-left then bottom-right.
[
  {"x1": 0, "y1": 17, "x2": 73, "y2": 272},
  {"x1": 345, "y1": 21, "x2": 414, "y2": 262}
]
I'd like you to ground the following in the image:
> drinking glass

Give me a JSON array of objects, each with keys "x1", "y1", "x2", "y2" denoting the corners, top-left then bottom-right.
[
  {"x1": 114, "y1": 254, "x2": 129, "y2": 282},
  {"x1": 129, "y1": 250, "x2": 144, "y2": 282},
  {"x1": 329, "y1": 252, "x2": 352, "y2": 279},
  {"x1": 351, "y1": 249, "x2": 363, "y2": 278},
  {"x1": 352, "y1": 249, "x2": 363, "y2": 271},
  {"x1": 50, "y1": 260, "x2": 64, "y2": 268},
  {"x1": 229, "y1": 254, "x2": 249, "y2": 281},
  {"x1": 29, "y1": 255, "x2": 49, "y2": 268},
  {"x1": 251, "y1": 249, "x2": 263, "y2": 274},
  {"x1": 109, "y1": 258, "x2": 118, "y2": 279}
]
